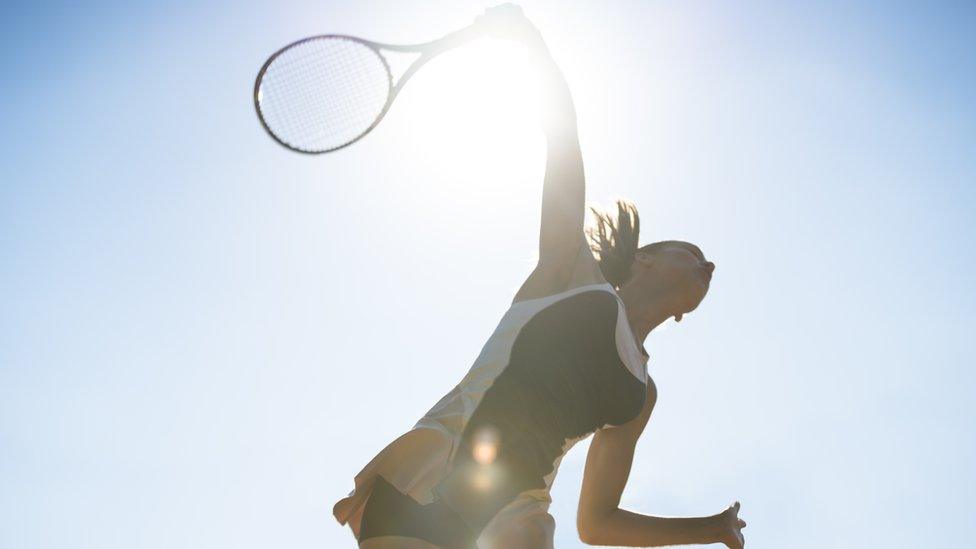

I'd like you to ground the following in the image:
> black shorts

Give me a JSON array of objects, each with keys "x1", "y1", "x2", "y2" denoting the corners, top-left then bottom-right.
[{"x1": 359, "y1": 476, "x2": 477, "y2": 549}]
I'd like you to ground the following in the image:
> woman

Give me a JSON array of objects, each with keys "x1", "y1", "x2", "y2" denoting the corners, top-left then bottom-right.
[{"x1": 333, "y1": 7, "x2": 746, "y2": 548}]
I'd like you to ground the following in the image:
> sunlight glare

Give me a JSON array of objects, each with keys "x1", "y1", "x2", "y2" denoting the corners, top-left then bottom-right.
[
  {"x1": 472, "y1": 425, "x2": 501, "y2": 465},
  {"x1": 395, "y1": 38, "x2": 543, "y2": 182}
]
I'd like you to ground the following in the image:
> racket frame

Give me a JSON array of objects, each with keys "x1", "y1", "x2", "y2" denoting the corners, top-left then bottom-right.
[{"x1": 254, "y1": 22, "x2": 484, "y2": 154}]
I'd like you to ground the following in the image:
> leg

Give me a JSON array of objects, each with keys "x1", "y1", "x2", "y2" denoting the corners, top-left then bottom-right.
[
  {"x1": 480, "y1": 510, "x2": 555, "y2": 549},
  {"x1": 360, "y1": 536, "x2": 440, "y2": 549}
]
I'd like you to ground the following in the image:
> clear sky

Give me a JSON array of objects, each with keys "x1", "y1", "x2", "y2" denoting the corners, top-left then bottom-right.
[{"x1": 2, "y1": 1, "x2": 974, "y2": 547}]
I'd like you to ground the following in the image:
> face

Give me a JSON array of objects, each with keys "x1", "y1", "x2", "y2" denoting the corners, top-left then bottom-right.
[{"x1": 631, "y1": 241, "x2": 715, "y2": 321}]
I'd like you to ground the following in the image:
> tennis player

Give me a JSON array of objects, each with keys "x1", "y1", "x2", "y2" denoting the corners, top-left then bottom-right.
[{"x1": 333, "y1": 6, "x2": 746, "y2": 548}]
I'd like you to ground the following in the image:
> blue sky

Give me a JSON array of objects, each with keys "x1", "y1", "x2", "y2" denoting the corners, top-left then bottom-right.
[{"x1": 2, "y1": 1, "x2": 974, "y2": 547}]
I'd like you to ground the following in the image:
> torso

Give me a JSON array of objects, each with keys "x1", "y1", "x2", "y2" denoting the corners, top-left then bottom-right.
[
  {"x1": 422, "y1": 282, "x2": 651, "y2": 544},
  {"x1": 339, "y1": 238, "x2": 650, "y2": 548},
  {"x1": 515, "y1": 238, "x2": 647, "y2": 357}
]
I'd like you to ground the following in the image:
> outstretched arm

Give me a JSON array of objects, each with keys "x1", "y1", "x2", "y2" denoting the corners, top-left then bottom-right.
[
  {"x1": 530, "y1": 34, "x2": 585, "y2": 276},
  {"x1": 486, "y1": 6, "x2": 586, "y2": 283},
  {"x1": 577, "y1": 381, "x2": 747, "y2": 547}
]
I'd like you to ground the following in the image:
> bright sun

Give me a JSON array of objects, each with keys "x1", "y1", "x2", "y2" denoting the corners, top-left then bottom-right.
[{"x1": 382, "y1": 37, "x2": 545, "y2": 181}]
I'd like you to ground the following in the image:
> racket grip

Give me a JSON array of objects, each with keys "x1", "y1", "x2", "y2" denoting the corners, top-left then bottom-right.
[
  {"x1": 429, "y1": 5, "x2": 532, "y2": 53},
  {"x1": 426, "y1": 22, "x2": 487, "y2": 54}
]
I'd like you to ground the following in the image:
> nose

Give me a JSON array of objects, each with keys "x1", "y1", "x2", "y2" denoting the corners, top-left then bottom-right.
[{"x1": 704, "y1": 261, "x2": 715, "y2": 273}]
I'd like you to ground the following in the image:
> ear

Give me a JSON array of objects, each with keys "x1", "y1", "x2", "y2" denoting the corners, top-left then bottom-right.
[{"x1": 634, "y1": 250, "x2": 654, "y2": 266}]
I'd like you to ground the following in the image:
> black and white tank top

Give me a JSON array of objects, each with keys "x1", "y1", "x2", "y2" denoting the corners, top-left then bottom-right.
[{"x1": 334, "y1": 281, "x2": 650, "y2": 544}]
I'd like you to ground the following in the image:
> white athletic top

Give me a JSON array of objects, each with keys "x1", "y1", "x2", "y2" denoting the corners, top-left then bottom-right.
[{"x1": 334, "y1": 281, "x2": 650, "y2": 547}]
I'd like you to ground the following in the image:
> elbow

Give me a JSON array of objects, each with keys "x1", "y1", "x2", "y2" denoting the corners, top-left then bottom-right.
[
  {"x1": 577, "y1": 512, "x2": 612, "y2": 546},
  {"x1": 577, "y1": 526, "x2": 601, "y2": 546},
  {"x1": 577, "y1": 523, "x2": 598, "y2": 545}
]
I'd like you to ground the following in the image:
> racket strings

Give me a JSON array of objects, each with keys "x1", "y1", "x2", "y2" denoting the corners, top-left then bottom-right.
[
  {"x1": 263, "y1": 41, "x2": 382, "y2": 147},
  {"x1": 262, "y1": 42, "x2": 382, "y2": 149},
  {"x1": 257, "y1": 37, "x2": 391, "y2": 152}
]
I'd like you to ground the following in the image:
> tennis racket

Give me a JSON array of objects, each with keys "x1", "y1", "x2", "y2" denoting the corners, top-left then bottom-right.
[{"x1": 253, "y1": 20, "x2": 493, "y2": 154}]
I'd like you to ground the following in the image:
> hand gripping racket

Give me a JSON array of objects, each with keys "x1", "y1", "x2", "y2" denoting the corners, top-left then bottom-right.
[{"x1": 253, "y1": 20, "x2": 489, "y2": 154}]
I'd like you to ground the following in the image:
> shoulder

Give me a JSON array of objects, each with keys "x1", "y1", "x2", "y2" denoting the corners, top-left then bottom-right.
[
  {"x1": 645, "y1": 376, "x2": 658, "y2": 408},
  {"x1": 514, "y1": 238, "x2": 608, "y2": 304},
  {"x1": 637, "y1": 377, "x2": 658, "y2": 425},
  {"x1": 602, "y1": 377, "x2": 657, "y2": 441}
]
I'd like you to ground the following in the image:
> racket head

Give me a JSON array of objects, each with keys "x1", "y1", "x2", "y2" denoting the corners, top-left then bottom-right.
[{"x1": 254, "y1": 35, "x2": 394, "y2": 154}]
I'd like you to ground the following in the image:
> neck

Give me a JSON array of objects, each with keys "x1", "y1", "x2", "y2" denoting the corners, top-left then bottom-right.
[{"x1": 616, "y1": 283, "x2": 674, "y2": 345}]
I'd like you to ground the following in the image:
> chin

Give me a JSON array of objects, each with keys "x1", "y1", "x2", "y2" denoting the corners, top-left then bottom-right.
[{"x1": 682, "y1": 300, "x2": 704, "y2": 316}]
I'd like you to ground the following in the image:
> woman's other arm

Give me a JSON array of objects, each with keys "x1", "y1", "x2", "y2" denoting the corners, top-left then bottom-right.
[{"x1": 577, "y1": 381, "x2": 746, "y2": 547}]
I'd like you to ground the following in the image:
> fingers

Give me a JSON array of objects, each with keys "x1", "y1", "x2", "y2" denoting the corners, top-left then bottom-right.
[
  {"x1": 485, "y1": 3, "x2": 524, "y2": 17},
  {"x1": 478, "y1": 4, "x2": 542, "y2": 44},
  {"x1": 483, "y1": 3, "x2": 526, "y2": 22}
]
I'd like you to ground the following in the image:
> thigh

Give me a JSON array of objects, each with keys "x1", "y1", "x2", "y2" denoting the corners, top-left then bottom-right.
[
  {"x1": 480, "y1": 511, "x2": 555, "y2": 549},
  {"x1": 359, "y1": 536, "x2": 439, "y2": 549}
]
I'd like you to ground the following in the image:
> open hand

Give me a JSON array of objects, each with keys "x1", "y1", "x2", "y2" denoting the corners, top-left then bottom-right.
[{"x1": 716, "y1": 501, "x2": 747, "y2": 549}]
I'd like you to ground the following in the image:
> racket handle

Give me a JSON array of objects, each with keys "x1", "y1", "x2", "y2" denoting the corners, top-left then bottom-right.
[
  {"x1": 425, "y1": 21, "x2": 486, "y2": 54},
  {"x1": 406, "y1": 4, "x2": 529, "y2": 55}
]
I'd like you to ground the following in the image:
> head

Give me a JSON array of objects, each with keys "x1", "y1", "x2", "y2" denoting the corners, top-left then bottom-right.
[{"x1": 586, "y1": 199, "x2": 715, "y2": 323}]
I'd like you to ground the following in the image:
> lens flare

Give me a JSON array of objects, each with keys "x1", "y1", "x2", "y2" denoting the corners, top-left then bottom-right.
[
  {"x1": 471, "y1": 425, "x2": 500, "y2": 465},
  {"x1": 472, "y1": 469, "x2": 492, "y2": 491}
]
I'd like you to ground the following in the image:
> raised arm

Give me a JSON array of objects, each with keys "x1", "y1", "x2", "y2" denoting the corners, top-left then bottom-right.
[
  {"x1": 485, "y1": 6, "x2": 587, "y2": 286},
  {"x1": 577, "y1": 380, "x2": 746, "y2": 547},
  {"x1": 529, "y1": 34, "x2": 585, "y2": 276}
]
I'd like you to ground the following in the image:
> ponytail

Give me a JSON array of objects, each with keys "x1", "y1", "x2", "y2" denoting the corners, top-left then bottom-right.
[{"x1": 585, "y1": 199, "x2": 641, "y2": 289}]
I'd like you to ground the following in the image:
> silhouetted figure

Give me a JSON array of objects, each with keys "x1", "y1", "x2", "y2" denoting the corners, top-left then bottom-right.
[{"x1": 334, "y1": 5, "x2": 745, "y2": 548}]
